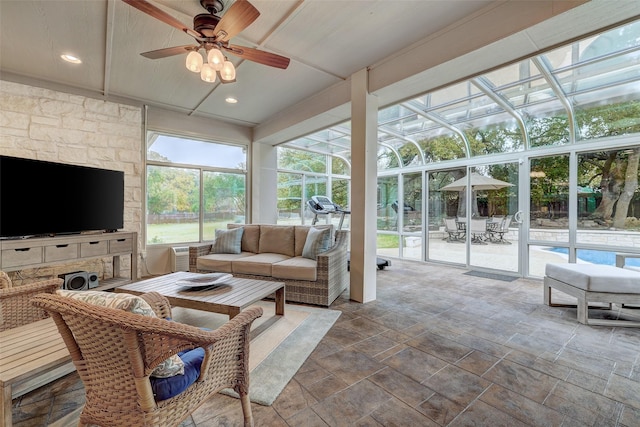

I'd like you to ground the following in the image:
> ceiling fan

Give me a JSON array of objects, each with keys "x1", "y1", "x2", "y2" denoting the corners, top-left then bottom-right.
[{"x1": 121, "y1": 0, "x2": 290, "y2": 83}]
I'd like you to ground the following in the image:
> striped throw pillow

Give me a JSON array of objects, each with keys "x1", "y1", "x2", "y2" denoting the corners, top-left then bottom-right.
[
  {"x1": 302, "y1": 227, "x2": 332, "y2": 260},
  {"x1": 211, "y1": 227, "x2": 244, "y2": 254}
]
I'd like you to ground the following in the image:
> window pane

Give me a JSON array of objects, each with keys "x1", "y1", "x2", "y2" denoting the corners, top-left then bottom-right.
[
  {"x1": 427, "y1": 169, "x2": 466, "y2": 265},
  {"x1": 378, "y1": 233, "x2": 399, "y2": 258},
  {"x1": 146, "y1": 165, "x2": 200, "y2": 244},
  {"x1": 331, "y1": 157, "x2": 350, "y2": 175},
  {"x1": 305, "y1": 175, "x2": 328, "y2": 224},
  {"x1": 526, "y1": 112, "x2": 571, "y2": 148},
  {"x1": 577, "y1": 147, "x2": 640, "y2": 244},
  {"x1": 331, "y1": 178, "x2": 350, "y2": 229},
  {"x1": 530, "y1": 155, "x2": 569, "y2": 243},
  {"x1": 277, "y1": 172, "x2": 302, "y2": 225},
  {"x1": 377, "y1": 176, "x2": 398, "y2": 231},
  {"x1": 378, "y1": 146, "x2": 400, "y2": 170},
  {"x1": 420, "y1": 132, "x2": 467, "y2": 162},
  {"x1": 147, "y1": 134, "x2": 246, "y2": 169},
  {"x1": 202, "y1": 172, "x2": 245, "y2": 241},
  {"x1": 402, "y1": 173, "x2": 422, "y2": 232},
  {"x1": 277, "y1": 148, "x2": 326, "y2": 173},
  {"x1": 331, "y1": 179, "x2": 349, "y2": 208},
  {"x1": 465, "y1": 119, "x2": 524, "y2": 156}
]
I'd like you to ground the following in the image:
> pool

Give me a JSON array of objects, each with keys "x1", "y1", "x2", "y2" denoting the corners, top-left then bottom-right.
[{"x1": 547, "y1": 247, "x2": 640, "y2": 267}]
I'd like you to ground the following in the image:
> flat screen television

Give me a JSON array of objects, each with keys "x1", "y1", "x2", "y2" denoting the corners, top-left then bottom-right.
[{"x1": 0, "y1": 156, "x2": 124, "y2": 239}]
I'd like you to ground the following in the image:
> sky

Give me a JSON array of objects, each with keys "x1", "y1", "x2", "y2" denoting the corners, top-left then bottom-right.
[{"x1": 149, "y1": 135, "x2": 246, "y2": 169}]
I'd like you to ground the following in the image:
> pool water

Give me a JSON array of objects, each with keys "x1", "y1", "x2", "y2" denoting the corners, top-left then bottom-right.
[{"x1": 548, "y1": 247, "x2": 640, "y2": 267}]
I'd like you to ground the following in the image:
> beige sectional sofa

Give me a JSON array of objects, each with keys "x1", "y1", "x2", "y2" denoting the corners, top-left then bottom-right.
[{"x1": 188, "y1": 224, "x2": 349, "y2": 306}]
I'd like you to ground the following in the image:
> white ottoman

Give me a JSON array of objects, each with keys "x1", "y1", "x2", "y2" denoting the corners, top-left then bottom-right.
[{"x1": 544, "y1": 263, "x2": 640, "y2": 327}]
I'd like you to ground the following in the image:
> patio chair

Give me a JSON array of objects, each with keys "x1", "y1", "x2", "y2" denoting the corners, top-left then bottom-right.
[
  {"x1": 491, "y1": 215, "x2": 513, "y2": 244},
  {"x1": 470, "y1": 218, "x2": 489, "y2": 244},
  {"x1": 443, "y1": 217, "x2": 463, "y2": 242},
  {"x1": 31, "y1": 291, "x2": 262, "y2": 427},
  {"x1": 0, "y1": 272, "x2": 63, "y2": 331}
]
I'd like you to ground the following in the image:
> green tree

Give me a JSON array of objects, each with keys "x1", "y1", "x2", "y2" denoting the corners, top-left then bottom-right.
[
  {"x1": 279, "y1": 148, "x2": 326, "y2": 173},
  {"x1": 146, "y1": 166, "x2": 198, "y2": 215}
]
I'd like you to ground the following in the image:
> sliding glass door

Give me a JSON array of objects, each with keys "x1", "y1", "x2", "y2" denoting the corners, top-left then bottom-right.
[
  {"x1": 427, "y1": 164, "x2": 521, "y2": 273},
  {"x1": 468, "y1": 163, "x2": 520, "y2": 273},
  {"x1": 427, "y1": 168, "x2": 467, "y2": 265}
]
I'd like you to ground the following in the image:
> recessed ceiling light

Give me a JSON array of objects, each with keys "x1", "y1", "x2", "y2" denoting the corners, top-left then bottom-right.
[
  {"x1": 225, "y1": 97, "x2": 238, "y2": 104},
  {"x1": 61, "y1": 54, "x2": 82, "y2": 64}
]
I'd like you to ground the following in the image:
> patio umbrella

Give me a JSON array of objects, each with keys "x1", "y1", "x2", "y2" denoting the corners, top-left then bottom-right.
[
  {"x1": 440, "y1": 173, "x2": 514, "y2": 217},
  {"x1": 440, "y1": 173, "x2": 514, "y2": 191}
]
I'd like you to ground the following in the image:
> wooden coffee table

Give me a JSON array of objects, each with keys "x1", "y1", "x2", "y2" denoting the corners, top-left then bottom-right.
[
  {"x1": 116, "y1": 272, "x2": 285, "y2": 319},
  {"x1": 1, "y1": 318, "x2": 74, "y2": 427}
]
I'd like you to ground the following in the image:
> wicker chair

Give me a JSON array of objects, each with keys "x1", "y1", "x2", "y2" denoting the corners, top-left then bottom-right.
[
  {"x1": 0, "y1": 273, "x2": 63, "y2": 331},
  {"x1": 31, "y1": 292, "x2": 263, "y2": 427}
]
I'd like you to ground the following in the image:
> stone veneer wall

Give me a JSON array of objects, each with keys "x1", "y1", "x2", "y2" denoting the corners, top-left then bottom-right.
[{"x1": 0, "y1": 81, "x2": 143, "y2": 285}]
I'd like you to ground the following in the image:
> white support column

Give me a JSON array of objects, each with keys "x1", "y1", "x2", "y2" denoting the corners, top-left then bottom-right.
[
  {"x1": 349, "y1": 68, "x2": 377, "y2": 303},
  {"x1": 252, "y1": 143, "x2": 278, "y2": 224}
]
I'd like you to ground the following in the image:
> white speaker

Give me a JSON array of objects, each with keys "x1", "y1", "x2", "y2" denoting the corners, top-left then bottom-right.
[
  {"x1": 88, "y1": 272, "x2": 99, "y2": 289},
  {"x1": 59, "y1": 271, "x2": 89, "y2": 291}
]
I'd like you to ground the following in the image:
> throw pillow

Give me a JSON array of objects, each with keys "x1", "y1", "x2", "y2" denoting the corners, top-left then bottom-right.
[
  {"x1": 211, "y1": 227, "x2": 244, "y2": 254},
  {"x1": 228, "y1": 224, "x2": 260, "y2": 253},
  {"x1": 0, "y1": 271, "x2": 12, "y2": 289},
  {"x1": 56, "y1": 290, "x2": 185, "y2": 378},
  {"x1": 302, "y1": 227, "x2": 332, "y2": 260}
]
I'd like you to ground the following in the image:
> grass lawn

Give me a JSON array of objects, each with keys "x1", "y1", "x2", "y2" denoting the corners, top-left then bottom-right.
[{"x1": 147, "y1": 221, "x2": 229, "y2": 244}]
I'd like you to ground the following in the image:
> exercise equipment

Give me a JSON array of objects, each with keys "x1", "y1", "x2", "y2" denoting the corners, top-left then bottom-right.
[{"x1": 307, "y1": 196, "x2": 390, "y2": 270}]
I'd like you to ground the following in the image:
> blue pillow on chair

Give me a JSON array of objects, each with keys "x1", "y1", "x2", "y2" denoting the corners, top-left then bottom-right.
[{"x1": 150, "y1": 347, "x2": 205, "y2": 401}]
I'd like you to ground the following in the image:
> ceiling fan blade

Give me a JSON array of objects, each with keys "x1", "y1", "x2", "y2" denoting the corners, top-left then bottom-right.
[
  {"x1": 141, "y1": 45, "x2": 198, "y2": 59},
  {"x1": 222, "y1": 44, "x2": 290, "y2": 69},
  {"x1": 121, "y1": 0, "x2": 203, "y2": 39},
  {"x1": 213, "y1": 0, "x2": 260, "y2": 42}
]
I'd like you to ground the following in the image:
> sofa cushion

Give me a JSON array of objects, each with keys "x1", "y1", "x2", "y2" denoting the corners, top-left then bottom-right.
[
  {"x1": 211, "y1": 227, "x2": 243, "y2": 254},
  {"x1": 56, "y1": 290, "x2": 185, "y2": 378},
  {"x1": 302, "y1": 227, "x2": 332, "y2": 260},
  {"x1": 232, "y1": 253, "x2": 291, "y2": 276},
  {"x1": 273, "y1": 257, "x2": 318, "y2": 281},
  {"x1": 197, "y1": 252, "x2": 254, "y2": 273},
  {"x1": 258, "y1": 225, "x2": 295, "y2": 257},
  {"x1": 545, "y1": 263, "x2": 640, "y2": 293},
  {"x1": 228, "y1": 224, "x2": 260, "y2": 254}
]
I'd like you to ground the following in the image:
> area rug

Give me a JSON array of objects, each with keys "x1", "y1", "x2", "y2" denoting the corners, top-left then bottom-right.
[
  {"x1": 165, "y1": 301, "x2": 340, "y2": 406},
  {"x1": 49, "y1": 301, "x2": 340, "y2": 426}
]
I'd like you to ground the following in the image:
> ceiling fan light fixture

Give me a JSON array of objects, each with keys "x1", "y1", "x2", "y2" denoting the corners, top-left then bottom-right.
[
  {"x1": 220, "y1": 60, "x2": 236, "y2": 81},
  {"x1": 200, "y1": 63, "x2": 216, "y2": 82},
  {"x1": 186, "y1": 50, "x2": 203, "y2": 72},
  {"x1": 207, "y1": 48, "x2": 225, "y2": 71}
]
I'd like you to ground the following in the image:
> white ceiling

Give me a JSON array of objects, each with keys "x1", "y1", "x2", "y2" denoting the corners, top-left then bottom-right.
[{"x1": 1, "y1": 1, "x2": 637, "y2": 145}]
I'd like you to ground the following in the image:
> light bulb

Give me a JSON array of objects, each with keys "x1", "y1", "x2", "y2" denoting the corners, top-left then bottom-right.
[
  {"x1": 207, "y1": 48, "x2": 225, "y2": 71},
  {"x1": 220, "y1": 60, "x2": 236, "y2": 81},
  {"x1": 186, "y1": 51, "x2": 203, "y2": 72},
  {"x1": 200, "y1": 63, "x2": 216, "y2": 82}
]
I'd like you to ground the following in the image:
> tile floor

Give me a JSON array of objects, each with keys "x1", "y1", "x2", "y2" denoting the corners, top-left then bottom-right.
[{"x1": 12, "y1": 259, "x2": 640, "y2": 426}]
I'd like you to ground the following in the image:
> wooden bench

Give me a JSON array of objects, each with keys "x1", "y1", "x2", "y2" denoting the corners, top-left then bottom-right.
[{"x1": 0, "y1": 318, "x2": 74, "y2": 427}]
